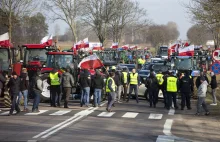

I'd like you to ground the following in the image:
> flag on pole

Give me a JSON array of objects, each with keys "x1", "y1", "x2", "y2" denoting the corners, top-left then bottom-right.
[
  {"x1": 78, "y1": 54, "x2": 104, "y2": 69},
  {"x1": 178, "y1": 45, "x2": 195, "y2": 56},
  {"x1": 0, "y1": 33, "x2": 11, "y2": 47},
  {"x1": 129, "y1": 45, "x2": 137, "y2": 50},
  {"x1": 90, "y1": 42, "x2": 103, "y2": 50},
  {"x1": 122, "y1": 45, "x2": 129, "y2": 50},
  {"x1": 40, "y1": 35, "x2": 53, "y2": 46},
  {"x1": 111, "y1": 42, "x2": 118, "y2": 49}
]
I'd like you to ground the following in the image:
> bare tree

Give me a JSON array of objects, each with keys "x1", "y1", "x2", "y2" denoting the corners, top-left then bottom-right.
[
  {"x1": 44, "y1": 0, "x2": 84, "y2": 42},
  {"x1": 0, "y1": 0, "x2": 37, "y2": 41}
]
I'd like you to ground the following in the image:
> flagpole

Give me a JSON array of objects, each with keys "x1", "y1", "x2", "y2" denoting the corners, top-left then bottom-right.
[{"x1": 94, "y1": 53, "x2": 109, "y2": 76}]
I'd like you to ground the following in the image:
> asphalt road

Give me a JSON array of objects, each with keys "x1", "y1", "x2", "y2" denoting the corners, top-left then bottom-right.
[{"x1": 1, "y1": 98, "x2": 220, "y2": 142}]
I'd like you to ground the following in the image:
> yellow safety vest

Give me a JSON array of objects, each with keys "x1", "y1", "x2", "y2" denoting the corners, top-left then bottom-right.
[
  {"x1": 156, "y1": 73, "x2": 164, "y2": 85},
  {"x1": 49, "y1": 72, "x2": 60, "y2": 85},
  {"x1": 167, "y1": 76, "x2": 177, "y2": 92},
  {"x1": 142, "y1": 59, "x2": 146, "y2": 65},
  {"x1": 122, "y1": 72, "x2": 128, "y2": 84},
  {"x1": 138, "y1": 58, "x2": 143, "y2": 64},
  {"x1": 130, "y1": 73, "x2": 138, "y2": 85},
  {"x1": 106, "y1": 77, "x2": 116, "y2": 93}
]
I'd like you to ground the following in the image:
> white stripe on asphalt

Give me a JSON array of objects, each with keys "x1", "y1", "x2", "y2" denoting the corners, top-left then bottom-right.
[
  {"x1": 0, "y1": 111, "x2": 16, "y2": 115},
  {"x1": 148, "y1": 113, "x2": 163, "y2": 119},
  {"x1": 27, "y1": 140, "x2": 37, "y2": 142},
  {"x1": 163, "y1": 119, "x2": 173, "y2": 136},
  {"x1": 98, "y1": 112, "x2": 115, "y2": 117},
  {"x1": 168, "y1": 109, "x2": 175, "y2": 115},
  {"x1": 156, "y1": 135, "x2": 175, "y2": 142},
  {"x1": 49, "y1": 110, "x2": 71, "y2": 116},
  {"x1": 122, "y1": 112, "x2": 138, "y2": 118},
  {"x1": 25, "y1": 110, "x2": 48, "y2": 115}
]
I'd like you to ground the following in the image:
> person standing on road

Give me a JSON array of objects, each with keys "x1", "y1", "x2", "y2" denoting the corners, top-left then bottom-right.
[
  {"x1": 164, "y1": 71, "x2": 179, "y2": 110},
  {"x1": 106, "y1": 72, "x2": 116, "y2": 112},
  {"x1": 196, "y1": 72, "x2": 209, "y2": 89},
  {"x1": 127, "y1": 69, "x2": 140, "y2": 103},
  {"x1": 210, "y1": 72, "x2": 217, "y2": 106},
  {"x1": 18, "y1": 68, "x2": 29, "y2": 112},
  {"x1": 48, "y1": 68, "x2": 61, "y2": 107},
  {"x1": 122, "y1": 68, "x2": 129, "y2": 101},
  {"x1": 92, "y1": 70, "x2": 105, "y2": 107},
  {"x1": 7, "y1": 71, "x2": 20, "y2": 116},
  {"x1": 156, "y1": 70, "x2": 165, "y2": 107},
  {"x1": 32, "y1": 70, "x2": 43, "y2": 113},
  {"x1": 179, "y1": 71, "x2": 193, "y2": 110},
  {"x1": 61, "y1": 68, "x2": 74, "y2": 108},
  {"x1": 146, "y1": 72, "x2": 159, "y2": 108},
  {"x1": 196, "y1": 77, "x2": 210, "y2": 116},
  {"x1": 79, "y1": 69, "x2": 91, "y2": 107},
  {"x1": 113, "y1": 69, "x2": 123, "y2": 103}
]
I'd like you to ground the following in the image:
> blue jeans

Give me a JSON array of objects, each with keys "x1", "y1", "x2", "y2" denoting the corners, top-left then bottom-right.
[
  {"x1": 32, "y1": 90, "x2": 40, "y2": 111},
  {"x1": 18, "y1": 90, "x2": 28, "y2": 109},
  {"x1": 81, "y1": 87, "x2": 90, "y2": 105},
  {"x1": 94, "y1": 89, "x2": 102, "y2": 106},
  {"x1": 107, "y1": 92, "x2": 116, "y2": 110}
]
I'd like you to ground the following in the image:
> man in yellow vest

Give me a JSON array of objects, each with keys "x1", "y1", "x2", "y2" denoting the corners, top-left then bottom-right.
[
  {"x1": 106, "y1": 72, "x2": 116, "y2": 112},
  {"x1": 127, "y1": 69, "x2": 140, "y2": 103},
  {"x1": 122, "y1": 68, "x2": 129, "y2": 101},
  {"x1": 48, "y1": 68, "x2": 61, "y2": 107},
  {"x1": 137, "y1": 57, "x2": 144, "y2": 69},
  {"x1": 156, "y1": 70, "x2": 166, "y2": 108},
  {"x1": 164, "y1": 71, "x2": 179, "y2": 110}
]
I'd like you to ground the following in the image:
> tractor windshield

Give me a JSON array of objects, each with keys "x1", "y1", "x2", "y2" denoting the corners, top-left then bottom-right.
[
  {"x1": 174, "y1": 58, "x2": 192, "y2": 70},
  {"x1": 24, "y1": 49, "x2": 47, "y2": 64},
  {"x1": 46, "y1": 54, "x2": 74, "y2": 69},
  {"x1": 0, "y1": 48, "x2": 9, "y2": 71}
]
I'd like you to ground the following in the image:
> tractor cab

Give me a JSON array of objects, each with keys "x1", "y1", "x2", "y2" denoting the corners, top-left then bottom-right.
[{"x1": 100, "y1": 48, "x2": 120, "y2": 66}]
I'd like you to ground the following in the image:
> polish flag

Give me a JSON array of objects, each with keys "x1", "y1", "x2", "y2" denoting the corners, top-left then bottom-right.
[
  {"x1": 90, "y1": 42, "x2": 103, "y2": 50},
  {"x1": 74, "y1": 40, "x2": 82, "y2": 50},
  {"x1": 78, "y1": 54, "x2": 104, "y2": 69},
  {"x1": 0, "y1": 33, "x2": 11, "y2": 47},
  {"x1": 129, "y1": 45, "x2": 137, "y2": 50},
  {"x1": 111, "y1": 42, "x2": 118, "y2": 49},
  {"x1": 178, "y1": 45, "x2": 195, "y2": 56},
  {"x1": 81, "y1": 38, "x2": 89, "y2": 48},
  {"x1": 41, "y1": 35, "x2": 53, "y2": 46},
  {"x1": 122, "y1": 45, "x2": 129, "y2": 50}
]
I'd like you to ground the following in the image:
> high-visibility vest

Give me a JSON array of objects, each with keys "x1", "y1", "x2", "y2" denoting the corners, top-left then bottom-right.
[
  {"x1": 167, "y1": 76, "x2": 178, "y2": 92},
  {"x1": 138, "y1": 58, "x2": 143, "y2": 64},
  {"x1": 156, "y1": 73, "x2": 164, "y2": 85},
  {"x1": 112, "y1": 66, "x2": 116, "y2": 70},
  {"x1": 142, "y1": 59, "x2": 146, "y2": 65},
  {"x1": 122, "y1": 72, "x2": 128, "y2": 84},
  {"x1": 130, "y1": 73, "x2": 138, "y2": 85},
  {"x1": 49, "y1": 72, "x2": 60, "y2": 85},
  {"x1": 106, "y1": 77, "x2": 116, "y2": 93}
]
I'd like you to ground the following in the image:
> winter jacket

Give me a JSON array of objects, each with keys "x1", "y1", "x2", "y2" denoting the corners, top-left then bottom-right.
[
  {"x1": 113, "y1": 72, "x2": 122, "y2": 86},
  {"x1": 197, "y1": 81, "x2": 208, "y2": 97},
  {"x1": 145, "y1": 76, "x2": 159, "y2": 91},
  {"x1": 20, "y1": 73, "x2": 29, "y2": 91},
  {"x1": 0, "y1": 73, "x2": 6, "y2": 89},
  {"x1": 196, "y1": 75, "x2": 209, "y2": 88},
  {"x1": 61, "y1": 72, "x2": 74, "y2": 88},
  {"x1": 79, "y1": 73, "x2": 91, "y2": 88},
  {"x1": 92, "y1": 74, "x2": 105, "y2": 89},
  {"x1": 33, "y1": 75, "x2": 43, "y2": 93},
  {"x1": 179, "y1": 76, "x2": 193, "y2": 93},
  {"x1": 210, "y1": 75, "x2": 217, "y2": 89},
  {"x1": 7, "y1": 77, "x2": 20, "y2": 95}
]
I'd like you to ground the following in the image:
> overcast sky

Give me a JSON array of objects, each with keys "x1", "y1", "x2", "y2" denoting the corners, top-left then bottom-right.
[{"x1": 48, "y1": 0, "x2": 192, "y2": 40}]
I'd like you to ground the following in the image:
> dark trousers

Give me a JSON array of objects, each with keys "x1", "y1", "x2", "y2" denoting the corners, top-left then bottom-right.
[
  {"x1": 50, "y1": 85, "x2": 61, "y2": 107},
  {"x1": 128, "y1": 85, "x2": 139, "y2": 103},
  {"x1": 122, "y1": 84, "x2": 128, "y2": 101},
  {"x1": 149, "y1": 89, "x2": 158, "y2": 106},
  {"x1": 10, "y1": 94, "x2": 20, "y2": 114},
  {"x1": 197, "y1": 97, "x2": 209, "y2": 113},
  {"x1": 63, "y1": 87, "x2": 71, "y2": 107},
  {"x1": 107, "y1": 92, "x2": 116, "y2": 110},
  {"x1": 167, "y1": 92, "x2": 178, "y2": 109},
  {"x1": 158, "y1": 85, "x2": 166, "y2": 107},
  {"x1": 181, "y1": 92, "x2": 191, "y2": 109},
  {"x1": 32, "y1": 90, "x2": 40, "y2": 111}
]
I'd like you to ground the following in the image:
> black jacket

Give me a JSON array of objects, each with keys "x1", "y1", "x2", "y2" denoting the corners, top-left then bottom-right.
[
  {"x1": 210, "y1": 75, "x2": 217, "y2": 89},
  {"x1": 20, "y1": 73, "x2": 29, "y2": 91},
  {"x1": 92, "y1": 74, "x2": 105, "y2": 89},
  {"x1": 0, "y1": 73, "x2": 6, "y2": 89},
  {"x1": 145, "y1": 76, "x2": 159, "y2": 91},
  {"x1": 113, "y1": 72, "x2": 122, "y2": 86},
  {"x1": 7, "y1": 77, "x2": 20, "y2": 95},
  {"x1": 79, "y1": 73, "x2": 91, "y2": 88},
  {"x1": 179, "y1": 76, "x2": 193, "y2": 93},
  {"x1": 196, "y1": 75, "x2": 209, "y2": 88}
]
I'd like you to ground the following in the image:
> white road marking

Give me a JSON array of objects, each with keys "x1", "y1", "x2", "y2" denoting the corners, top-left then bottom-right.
[
  {"x1": 0, "y1": 111, "x2": 16, "y2": 115},
  {"x1": 148, "y1": 113, "x2": 163, "y2": 119},
  {"x1": 75, "y1": 109, "x2": 94, "y2": 116},
  {"x1": 100, "y1": 101, "x2": 107, "y2": 107},
  {"x1": 27, "y1": 140, "x2": 37, "y2": 142},
  {"x1": 25, "y1": 110, "x2": 48, "y2": 115},
  {"x1": 98, "y1": 112, "x2": 115, "y2": 117},
  {"x1": 163, "y1": 119, "x2": 173, "y2": 136},
  {"x1": 49, "y1": 110, "x2": 71, "y2": 116},
  {"x1": 156, "y1": 135, "x2": 174, "y2": 142},
  {"x1": 168, "y1": 109, "x2": 175, "y2": 115},
  {"x1": 122, "y1": 112, "x2": 139, "y2": 118}
]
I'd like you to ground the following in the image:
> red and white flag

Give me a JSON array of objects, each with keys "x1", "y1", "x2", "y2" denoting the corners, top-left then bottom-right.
[
  {"x1": 111, "y1": 42, "x2": 118, "y2": 49},
  {"x1": 129, "y1": 45, "x2": 137, "y2": 50},
  {"x1": 122, "y1": 45, "x2": 129, "y2": 50},
  {"x1": 78, "y1": 54, "x2": 104, "y2": 69},
  {"x1": 178, "y1": 45, "x2": 195, "y2": 56},
  {"x1": 0, "y1": 33, "x2": 11, "y2": 47},
  {"x1": 90, "y1": 42, "x2": 102, "y2": 50},
  {"x1": 41, "y1": 35, "x2": 53, "y2": 46},
  {"x1": 81, "y1": 38, "x2": 89, "y2": 48}
]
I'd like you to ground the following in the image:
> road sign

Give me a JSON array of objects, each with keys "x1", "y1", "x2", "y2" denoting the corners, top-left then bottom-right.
[
  {"x1": 211, "y1": 62, "x2": 220, "y2": 74},
  {"x1": 212, "y1": 49, "x2": 220, "y2": 62}
]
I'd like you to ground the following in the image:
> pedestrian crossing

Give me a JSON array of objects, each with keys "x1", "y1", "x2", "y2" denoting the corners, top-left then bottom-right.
[{"x1": 0, "y1": 109, "x2": 164, "y2": 119}]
